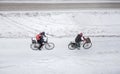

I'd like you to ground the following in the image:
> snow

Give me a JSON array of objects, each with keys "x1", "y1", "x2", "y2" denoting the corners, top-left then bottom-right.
[
  {"x1": 0, "y1": 10, "x2": 120, "y2": 38},
  {"x1": 0, "y1": 37, "x2": 120, "y2": 74},
  {"x1": 0, "y1": 9, "x2": 120, "y2": 74}
]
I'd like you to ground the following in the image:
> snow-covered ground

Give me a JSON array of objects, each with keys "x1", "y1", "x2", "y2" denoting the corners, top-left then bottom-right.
[
  {"x1": 0, "y1": 37, "x2": 120, "y2": 74},
  {"x1": 0, "y1": 9, "x2": 120, "y2": 74},
  {"x1": 0, "y1": 10, "x2": 120, "y2": 38}
]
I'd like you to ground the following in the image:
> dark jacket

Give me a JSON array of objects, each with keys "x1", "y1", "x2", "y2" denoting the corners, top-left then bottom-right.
[{"x1": 75, "y1": 34, "x2": 82, "y2": 43}]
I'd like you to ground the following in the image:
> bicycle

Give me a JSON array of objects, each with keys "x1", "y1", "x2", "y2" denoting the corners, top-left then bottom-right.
[
  {"x1": 30, "y1": 37, "x2": 55, "y2": 50},
  {"x1": 68, "y1": 37, "x2": 92, "y2": 50}
]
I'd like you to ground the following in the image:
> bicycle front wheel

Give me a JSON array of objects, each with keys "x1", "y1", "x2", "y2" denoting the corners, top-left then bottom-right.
[
  {"x1": 45, "y1": 42, "x2": 55, "y2": 50},
  {"x1": 83, "y1": 42, "x2": 92, "y2": 49}
]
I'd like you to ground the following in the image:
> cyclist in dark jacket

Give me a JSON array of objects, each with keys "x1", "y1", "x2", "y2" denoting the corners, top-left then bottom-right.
[{"x1": 75, "y1": 33, "x2": 85, "y2": 47}]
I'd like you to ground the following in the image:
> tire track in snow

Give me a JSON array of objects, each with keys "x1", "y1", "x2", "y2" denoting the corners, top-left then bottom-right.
[
  {"x1": 0, "y1": 16, "x2": 24, "y2": 31},
  {"x1": 19, "y1": 16, "x2": 68, "y2": 37},
  {"x1": 17, "y1": 16, "x2": 44, "y2": 32},
  {"x1": 10, "y1": 18, "x2": 58, "y2": 37},
  {"x1": 0, "y1": 65, "x2": 16, "y2": 69},
  {"x1": 7, "y1": 17, "x2": 57, "y2": 37},
  {"x1": 0, "y1": 17, "x2": 32, "y2": 37},
  {"x1": 3, "y1": 17, "x2": 36, "y2": 34},
  {"x1": 8, "y1": 17, "x2": 38, "y2": 32},
  {"x1": 22, "y1": 16, "x2": 58, "y2": 35}
]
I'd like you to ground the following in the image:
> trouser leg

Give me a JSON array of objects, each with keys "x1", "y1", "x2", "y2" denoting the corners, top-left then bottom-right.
[
  {"x1": 76, "y1": 42, "x2": 80, "y2": 47},
  {"x1": 39, "y1": 43, "x2": 43, "y2": 49},
  {"x1": 37, "y1": 40, "x2": 42, "y2": 50}
]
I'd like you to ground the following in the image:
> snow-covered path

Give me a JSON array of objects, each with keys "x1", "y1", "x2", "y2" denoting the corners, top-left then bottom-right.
[
  {"x1": 1, "y1": 10, "x2": 120, "y2": 38},
  {"x1": 0, "y1": 37, "x2": 120, "y2": 74}
]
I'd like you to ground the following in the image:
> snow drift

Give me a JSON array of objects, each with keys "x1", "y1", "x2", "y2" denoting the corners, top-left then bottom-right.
[{"x1": 0, "y1": 10, "x2": 120, "y2": 38}]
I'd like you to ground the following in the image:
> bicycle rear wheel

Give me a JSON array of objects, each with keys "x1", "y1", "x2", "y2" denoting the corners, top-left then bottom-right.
[
  {"x1": 68, "y1": 43, "x2": 76, "y2": 50},
  {"x1": 45, "y1": 42, "x2": 55, "y2": 50},
  {"x1": 30, "y1": 43, "x2": 39, "y2": 50}
]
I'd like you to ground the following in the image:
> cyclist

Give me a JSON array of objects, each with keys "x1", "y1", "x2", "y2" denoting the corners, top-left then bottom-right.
[
  {"x1": 36, "y1": 32, "x2": 46, "y2": 50},
  {"x1": 75, "y1": 32, "x2": 85, "y2": 48}
]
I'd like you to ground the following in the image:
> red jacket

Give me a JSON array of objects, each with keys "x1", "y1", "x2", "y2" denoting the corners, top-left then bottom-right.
[{"x1": 36, "y1": 34, "x2": 41, "y2": 40}]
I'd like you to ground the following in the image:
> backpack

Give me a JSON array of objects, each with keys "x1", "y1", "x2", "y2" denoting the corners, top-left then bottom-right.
[{"x1": 36, "y1": 34, "x2": 41, "y2": 40}]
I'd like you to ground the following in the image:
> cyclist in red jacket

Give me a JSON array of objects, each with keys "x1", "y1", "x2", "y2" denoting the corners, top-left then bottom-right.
[{"x1": 36, "y1": 32, "x2": 46, "y2": 50}]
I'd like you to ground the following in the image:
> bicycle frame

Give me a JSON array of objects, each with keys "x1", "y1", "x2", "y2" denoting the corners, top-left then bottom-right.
[
  {"x1": 68, "y1": 37, "x2": 92, "y2": 50},
  {"x1": 30, "y1": 37, "x2": 55, "y2": 50}
]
